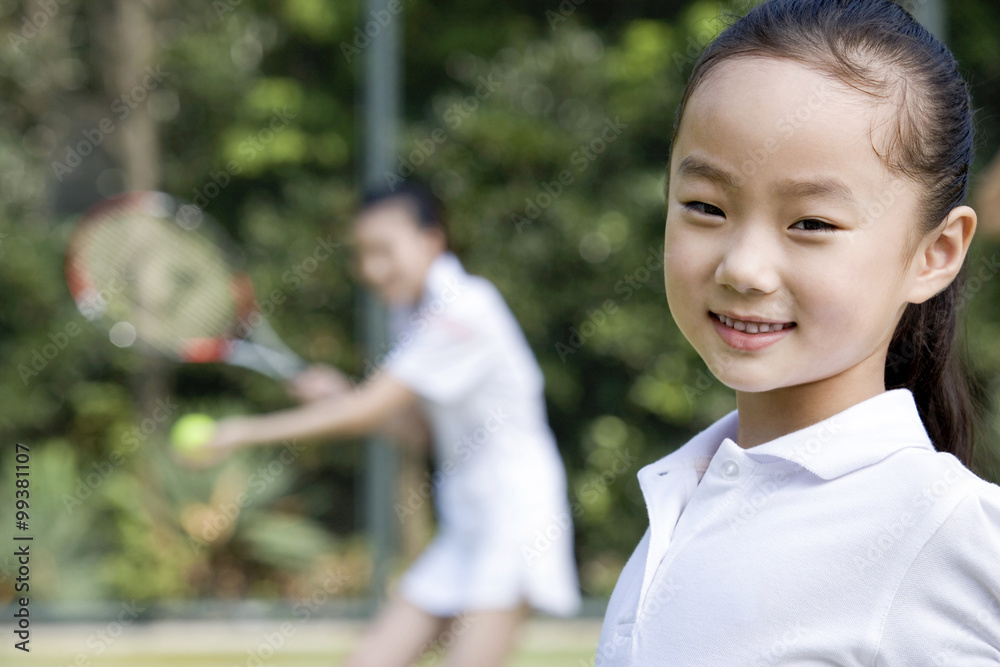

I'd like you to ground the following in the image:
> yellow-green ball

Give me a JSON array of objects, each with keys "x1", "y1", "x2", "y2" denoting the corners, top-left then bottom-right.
[{"x1": 171, "y1": 414, "x2": 216, "y2": 454}]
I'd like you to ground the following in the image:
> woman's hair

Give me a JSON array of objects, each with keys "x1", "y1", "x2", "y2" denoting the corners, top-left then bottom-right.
[
  {"x1": 360, "y1": 181, "x2": 449, "y2": 245},
  {"x1": 672, "y1": 0, "x2": 982, "y2": 465}
]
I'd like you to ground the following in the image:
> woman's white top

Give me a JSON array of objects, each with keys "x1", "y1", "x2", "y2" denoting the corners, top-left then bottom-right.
[
  {"x1": 384, "y1": 251, "x2": 581, "y2": 617},
  {"x1": 597, "y1": 388, "x2": 1000, "y2": 665}
]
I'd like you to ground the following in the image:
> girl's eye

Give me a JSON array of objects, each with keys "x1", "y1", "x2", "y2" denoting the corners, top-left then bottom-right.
[
  {"x1": 684, "y1": 201, "x2": 725, "y2": 217},
  {"x1": 791, "y1": 218, "x2": 838, "y2": 232}
]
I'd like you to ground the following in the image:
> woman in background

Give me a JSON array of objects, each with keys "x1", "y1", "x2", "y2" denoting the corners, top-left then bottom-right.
[{"x1": 203, "y1": 183, "x2": 581, "y2": 667}]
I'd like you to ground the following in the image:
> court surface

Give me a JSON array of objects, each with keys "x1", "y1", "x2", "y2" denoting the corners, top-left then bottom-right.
[{"x1": 0, "y1": 617, "x2": 603, "y2": 666}]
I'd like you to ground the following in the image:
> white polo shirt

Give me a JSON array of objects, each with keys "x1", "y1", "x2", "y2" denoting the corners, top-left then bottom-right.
[{"x1": 597, "y1": 388, "x2": 1000, "y2": 665}]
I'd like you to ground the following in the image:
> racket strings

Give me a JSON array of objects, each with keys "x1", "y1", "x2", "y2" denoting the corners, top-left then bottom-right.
[{"x1": 75, "y1": 201, "x2": 237, "y2": 354}]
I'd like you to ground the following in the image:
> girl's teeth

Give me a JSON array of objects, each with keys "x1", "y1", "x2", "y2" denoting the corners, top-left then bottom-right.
[{"x1": 718, "y1": 314, "x2": 790, "y2": 333}]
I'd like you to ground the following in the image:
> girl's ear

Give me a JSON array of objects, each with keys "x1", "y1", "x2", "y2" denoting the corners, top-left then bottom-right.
[{"x1": 905, "y1": 205, "x2": 977, "y2": 305}]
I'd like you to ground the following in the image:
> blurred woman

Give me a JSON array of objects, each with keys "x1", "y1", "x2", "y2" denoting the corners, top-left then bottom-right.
[{"x1": 201, "y1": 183, "x2": 581, "y2": 667}]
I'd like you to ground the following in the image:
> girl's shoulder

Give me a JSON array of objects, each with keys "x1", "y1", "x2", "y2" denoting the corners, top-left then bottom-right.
[
  {"x1": 943, "y1": 465, "x2": 1000, "y2": 537},
  {"x1": 897, "y1": 447, "x2": 1000, "y2": 520},
  {"x1": 877, "y1": 453, "x2": 1000, "y2": 660},
  {"x1": 941, "y1": 468, "x2": 1000, "y2": 537},
  {"x1": 892, "y1": 446, "x2": 1000, "y2": 559}
]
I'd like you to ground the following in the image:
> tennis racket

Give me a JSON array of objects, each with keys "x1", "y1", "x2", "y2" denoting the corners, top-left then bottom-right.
[{"x1": 64, "y1": 191, "x2": 306, "y2": 380}]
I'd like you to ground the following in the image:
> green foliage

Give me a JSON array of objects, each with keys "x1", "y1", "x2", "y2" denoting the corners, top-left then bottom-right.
[{"x1": 1, "y1": 0, "x2": 999, "y2": 608}]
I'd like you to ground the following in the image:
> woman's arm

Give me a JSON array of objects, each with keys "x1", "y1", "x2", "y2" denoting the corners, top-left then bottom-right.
[
  {"x1": 205, "y1": 372, "x2": 417, "y2": 456},
  {"x1": 284, "y1": 364, "x2": 354, "y2": 403}
]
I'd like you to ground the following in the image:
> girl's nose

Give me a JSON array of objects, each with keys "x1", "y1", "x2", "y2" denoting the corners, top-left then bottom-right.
[{"x1": 714, "y1": 227, "x2": 781, "y2": 295}]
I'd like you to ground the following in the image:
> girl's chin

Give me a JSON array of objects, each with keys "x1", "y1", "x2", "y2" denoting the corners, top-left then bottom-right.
[
  {"x1": 717, "y1": 379, "x2": 789, "y2": 393},
  {"x1": 700, "y1": 358, "x2": 794, "y2": 393}
]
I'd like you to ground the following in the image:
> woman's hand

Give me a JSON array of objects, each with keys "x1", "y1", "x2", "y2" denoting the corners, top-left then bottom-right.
[
  {"x1": 177, "y1": 373, "x2": 417, "y2": 468},
  {"x1": 285, "y1": 364, "x2": 354, "y2": 403}
]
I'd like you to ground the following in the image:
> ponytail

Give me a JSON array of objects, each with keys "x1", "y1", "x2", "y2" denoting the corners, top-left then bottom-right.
[{"x1": 885, "y1": 265, "x2": 983, "y2": 466}]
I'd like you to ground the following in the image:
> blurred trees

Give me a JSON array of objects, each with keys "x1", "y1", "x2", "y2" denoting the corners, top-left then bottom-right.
[{"x1": 1, "y1": 0, "x2": 999, "y2": 606}]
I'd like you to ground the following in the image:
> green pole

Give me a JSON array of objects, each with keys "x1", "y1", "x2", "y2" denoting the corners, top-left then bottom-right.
[{"x1": 362, "y1": 0, "x2": 401, "y2": 602}]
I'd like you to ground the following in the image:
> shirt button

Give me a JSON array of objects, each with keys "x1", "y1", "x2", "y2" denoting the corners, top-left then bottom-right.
[{"x1": 720, "y1": 460, "x2": 740, "y2": 480}]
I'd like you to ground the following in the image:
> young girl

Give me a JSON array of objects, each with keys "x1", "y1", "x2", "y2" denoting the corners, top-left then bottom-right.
[
  {"x1": 200, "y1": 184, "x2": 581, "y2": 666},
  {"x1": 597, "y1": 0, "x2": 1000, "y2": 664}
]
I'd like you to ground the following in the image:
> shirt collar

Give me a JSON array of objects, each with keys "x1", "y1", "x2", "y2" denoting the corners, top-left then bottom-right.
[
  {"x1": 643, "y1": 388, "x2": 934, "y2": 481},
  {"x1": 388, "y1": 252, "x2": 466, "y2": 332},
  {"x1": 419, "y1": 251, "x2": 465, "y2": 306}
]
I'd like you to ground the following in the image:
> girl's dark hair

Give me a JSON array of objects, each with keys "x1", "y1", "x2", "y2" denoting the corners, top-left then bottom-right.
[
  {"x1": 673, "y1": 0, "x2": 981, "y2": 465},
  {"x1": 360, "y1": 181, "x2": 449, "y2": 244}
]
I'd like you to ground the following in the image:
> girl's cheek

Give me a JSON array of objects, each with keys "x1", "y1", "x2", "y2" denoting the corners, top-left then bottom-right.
[
  {"x1": 663, "y1": 253, "x2": 687, "y2": 295},
  {"x1": 666, "y1": 233, "x2": 710, "y2": 285}
]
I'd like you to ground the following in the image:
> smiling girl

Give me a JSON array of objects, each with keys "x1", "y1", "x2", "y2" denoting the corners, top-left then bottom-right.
[{"x1": 597, "y1": 0, "x2": 1000, "y2": 664}]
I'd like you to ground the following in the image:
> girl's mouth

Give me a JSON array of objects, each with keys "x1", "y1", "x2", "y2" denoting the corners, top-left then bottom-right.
[
  {"x1": 709, "y1": 311, "x2": 796, "y2": 351},
  {"x1": 710, "y1": 311, "x2": 796, "y2": 333}
]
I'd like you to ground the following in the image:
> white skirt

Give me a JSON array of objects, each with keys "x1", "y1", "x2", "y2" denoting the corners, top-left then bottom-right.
[{"x1": 397, "y1": 451, "x2": 581, "y2": 618}]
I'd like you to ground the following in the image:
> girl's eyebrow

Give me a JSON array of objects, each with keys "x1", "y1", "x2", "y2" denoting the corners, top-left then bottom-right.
[
  {"x1": 675, "y1": 156, "x2": 740, "y2": 189},
  {"x1": 771, "y1": 176, "x2": 856, "y2": 205},
  {"x1": 674, "y1": 155, "x2": 857, "y2": 206}
]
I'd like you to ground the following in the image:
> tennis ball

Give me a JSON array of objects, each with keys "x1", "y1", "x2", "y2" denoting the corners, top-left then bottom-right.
[{"x1": 171, "y1": 414, "x2": 216, "y2": 454}]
